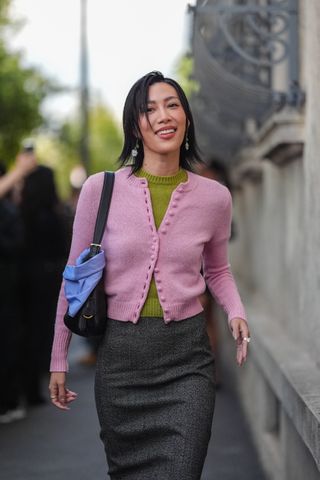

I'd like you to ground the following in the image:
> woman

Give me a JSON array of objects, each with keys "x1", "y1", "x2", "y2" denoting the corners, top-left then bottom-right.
[{"x1": 49, "y1": 71, "x2": 250, "y2": 480}]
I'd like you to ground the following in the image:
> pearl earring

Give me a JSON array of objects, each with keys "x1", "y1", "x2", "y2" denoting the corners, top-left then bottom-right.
[
  {"x1": 185, "y1": 135, "x2": 190, "y2": 151},
  {"x1": 131, "y1": 140, "x2": 139, "y2": 158}
]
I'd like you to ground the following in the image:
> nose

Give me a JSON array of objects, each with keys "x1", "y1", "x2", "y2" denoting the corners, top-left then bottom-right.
[{"x1": 157, "y1": 105, "x2": 170, "y2": 123}]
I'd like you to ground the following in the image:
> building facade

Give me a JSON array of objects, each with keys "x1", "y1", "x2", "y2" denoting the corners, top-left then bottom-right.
[{"x1": 190, "y1": 1, "x2": 320, "y2": 478}]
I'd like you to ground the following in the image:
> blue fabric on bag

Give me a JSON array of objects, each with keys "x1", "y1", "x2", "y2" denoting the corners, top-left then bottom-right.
[{"x1": 63, "y1": 248, "x2": 105, "y2": 317}]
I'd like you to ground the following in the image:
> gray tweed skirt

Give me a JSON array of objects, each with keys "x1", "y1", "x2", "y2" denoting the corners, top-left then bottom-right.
[{"x1": 94, "y1": 313, "x2": 216, "y2": 480}]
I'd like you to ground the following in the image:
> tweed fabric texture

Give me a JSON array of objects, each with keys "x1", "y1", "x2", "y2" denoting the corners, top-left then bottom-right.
[{"x1": 94, "y1": 313, "x2": 216, "y2": 480}]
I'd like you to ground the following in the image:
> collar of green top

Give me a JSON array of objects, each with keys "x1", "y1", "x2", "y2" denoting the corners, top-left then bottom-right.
[{"x1": 135, "y1": 168, "x2": 188, "y2": 185}]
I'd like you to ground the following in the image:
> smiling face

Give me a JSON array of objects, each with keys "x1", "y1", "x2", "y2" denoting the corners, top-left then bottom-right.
[{"x1": 138, "y1": 82, "x2": 188, "y2": 159}]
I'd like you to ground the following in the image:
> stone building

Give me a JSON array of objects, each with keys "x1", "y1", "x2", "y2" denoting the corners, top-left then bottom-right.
[{"x1": 189, "y1": 1, "x2": 320, "y2": 479}]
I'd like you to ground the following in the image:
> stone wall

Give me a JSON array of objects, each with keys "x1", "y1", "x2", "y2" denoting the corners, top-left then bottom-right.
[
  {"x1": 302, "y1": 0, "x2": 320, "y2": 368},
  {"x1": 223, "y1": 1, "x2": 320, "y2": 478}
]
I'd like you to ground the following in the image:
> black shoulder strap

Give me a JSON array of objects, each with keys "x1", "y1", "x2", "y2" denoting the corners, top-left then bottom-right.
[{"x1": 92, "y1": 171, "x2": 115, "y2": 246}]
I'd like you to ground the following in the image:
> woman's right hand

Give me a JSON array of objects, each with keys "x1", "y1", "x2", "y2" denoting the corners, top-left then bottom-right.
[{"x1": 49, "y1": 372, "x2": 78, "y2": 410}]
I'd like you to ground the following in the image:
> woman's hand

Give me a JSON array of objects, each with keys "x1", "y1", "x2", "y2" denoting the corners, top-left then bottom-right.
[
  {"x1": 229, "y1": 317, "x2": 251, "y2": 366},
  {"x1": 49, "y1": 372, "x2": 78, "y2": 410}
]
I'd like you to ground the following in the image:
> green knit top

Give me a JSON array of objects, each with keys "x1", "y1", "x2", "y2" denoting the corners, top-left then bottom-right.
[{"x1": 135, "y1": 167, "x2": 188, "y2": 317}]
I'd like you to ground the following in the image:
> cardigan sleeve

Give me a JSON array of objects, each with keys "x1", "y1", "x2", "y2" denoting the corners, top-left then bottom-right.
[
  {"x1": 202, "y1": 189, "x2": 247, "y2": 324},
  {"x1": 50, "y1": 173, "x2": 104, "y2": 372}
]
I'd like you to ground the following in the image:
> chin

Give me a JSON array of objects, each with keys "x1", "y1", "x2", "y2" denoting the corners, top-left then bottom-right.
[{"x1": 157, "y1": 143, "x2": 183, "y2": 155}]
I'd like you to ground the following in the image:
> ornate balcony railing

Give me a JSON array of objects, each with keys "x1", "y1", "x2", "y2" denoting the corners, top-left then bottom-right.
[{"x1": 188, "y1": 0, "x2": 305, "y2": 161}]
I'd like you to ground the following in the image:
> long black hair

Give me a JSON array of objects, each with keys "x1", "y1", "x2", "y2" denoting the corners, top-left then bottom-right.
[{"x1": 118, "y1": 71, "x2": 202, "y2": 174}]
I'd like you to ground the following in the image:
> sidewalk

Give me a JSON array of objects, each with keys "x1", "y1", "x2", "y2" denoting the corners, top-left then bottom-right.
[{"x1": 0, "y1": 338, "x2": 266, "y2": 480}]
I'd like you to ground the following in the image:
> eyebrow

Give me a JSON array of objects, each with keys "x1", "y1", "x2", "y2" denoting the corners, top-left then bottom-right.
[{"x1": 147, "y1": 96, "x2": 180, "y2": 104}]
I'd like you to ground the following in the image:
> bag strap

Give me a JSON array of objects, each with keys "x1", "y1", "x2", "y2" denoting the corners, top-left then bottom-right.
[{"x1": 91, "y1": 171, "x2": 115, "y2": 251}]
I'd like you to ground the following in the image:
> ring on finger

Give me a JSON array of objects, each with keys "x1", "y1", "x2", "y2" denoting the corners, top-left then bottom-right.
[{"x1": 243, "y1": 336, "x2": 251, "y2": 343}]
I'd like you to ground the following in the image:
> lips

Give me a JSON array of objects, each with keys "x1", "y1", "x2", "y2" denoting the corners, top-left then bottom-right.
[{"x1": 155, "y1": 127, "x2": 177, "y2": 139}]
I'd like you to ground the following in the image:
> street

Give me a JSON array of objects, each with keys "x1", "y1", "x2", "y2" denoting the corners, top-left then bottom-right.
[{"x1": 0, "y1": 338, "x2": 266, "y2": 480}]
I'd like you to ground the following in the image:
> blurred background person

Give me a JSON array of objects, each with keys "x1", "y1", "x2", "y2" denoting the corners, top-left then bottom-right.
[
  {"x1": 18, "y1": 158, "x2": 71, "y2": 406},
  {"x1": 0, "y1": 162, "x2": 26, "y2": 423},
  {"x1": 0, "y1": 149, "x2": 37, "y2": 200},
  {"x1": 0, "y1": 150, "x2": 37, "y2": 422}
]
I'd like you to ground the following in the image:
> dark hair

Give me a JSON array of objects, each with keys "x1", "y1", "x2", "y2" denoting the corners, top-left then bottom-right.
[
  {"x1": 206, "y1": 158, "x2": 232, "y2": 193},
  {"x1": 21, "y1": 165, "x2": 59, "y2": 214},
  {"x1": 20, "y1": 165, "x2": 70, "y2": 258},
  {"x1": 118, "y1": 71, "x2": 202, "y2": 173}
]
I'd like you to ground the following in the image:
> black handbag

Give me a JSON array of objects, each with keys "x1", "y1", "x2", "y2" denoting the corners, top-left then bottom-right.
[{"x1": 64, "y1": 171, "x2": 115, "y2": 337}]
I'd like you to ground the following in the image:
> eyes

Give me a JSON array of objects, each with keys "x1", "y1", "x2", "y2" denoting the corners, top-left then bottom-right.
[{"x1": 146, "y1": 102, "x2": 180, "y2": 113}]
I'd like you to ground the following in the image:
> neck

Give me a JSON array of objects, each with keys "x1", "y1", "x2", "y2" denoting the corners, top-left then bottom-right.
[{"x1": 142, "y1": 150, "x2": 180, "y2": 176}]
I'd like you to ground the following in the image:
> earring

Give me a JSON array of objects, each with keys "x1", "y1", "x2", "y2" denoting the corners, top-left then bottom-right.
[
  {"x1": 185, "y1": 135, "x2": 190, "y2": 151},
  {"x1": 131, "y1": 139, "x2": 139, "y2": 158}
]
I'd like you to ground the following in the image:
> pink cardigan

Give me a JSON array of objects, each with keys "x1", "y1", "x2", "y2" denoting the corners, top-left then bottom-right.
[{"x1": 50, "y1": 167, "x2": 246, "y2": 371}]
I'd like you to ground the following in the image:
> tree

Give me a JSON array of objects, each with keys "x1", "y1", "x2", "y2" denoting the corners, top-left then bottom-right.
[
  {"x1": 58, "y1": 100, "x2": 123, "y2": 175},
  {"x1": 35, "y1": 101, "x2": 123, "y2": 198},
  {"x1": 89, "y1": 102, "x2": 123, "y2": 174},
  {"x1": 0, "y1": 0, "x2": 122, "y2": 197},
  {"x1": 0, "y1": 0, "x2": 58, "y2": 163},
  {"x1": 0, "y1": 0, "x2": 10, "y2": 27},
  {"x1": 174, "y1": 54, "x2": 199, "y2": 99}
]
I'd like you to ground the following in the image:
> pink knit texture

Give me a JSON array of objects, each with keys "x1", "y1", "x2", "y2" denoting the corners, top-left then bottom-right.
[{"x1": 50, "y1": 167, "x2": 246, "y2": 372}]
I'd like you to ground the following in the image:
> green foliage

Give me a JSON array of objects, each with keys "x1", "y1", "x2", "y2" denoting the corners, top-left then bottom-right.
[
  {"x1": 0, "y1": 0, "x2": 122, "y2": 199},
  {"x1": 38, "y1": 102, "x2": 123, "y2": 198},
  {"x1": 89, "y1": 103, "x2": 123, "y2": 174},
  {"x1": 0, "y1": 0, "x2": 10, "y2": 28},
  {"x1": 174, "y1": 55, "x2": 199, "y2": 99},
  {"x1": 0, "y1": 45, "x2": 55, "y2": 161},
  {"x1": 58, "y1": 101, "x2": 123, "y2": 172},
  {"x1": 33, "y1": 134, "x2": 73, "y2": 200},
  {"x1": 0, "y1": 0, "x2": 58, "y2": 163}
]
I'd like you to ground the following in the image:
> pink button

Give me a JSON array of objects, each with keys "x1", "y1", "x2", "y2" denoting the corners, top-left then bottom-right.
[
  {"x1": 154, "y1": 268, "x2": 159, "y2": 273},
  {"x1": 158, "y1": 287, "x2": 163, "y2": 292},
  {"x1": 161, "y1": 230, "x2": 167, "y2": 234},
  {"x1": 160, "y1": 297, "x2": 166, "y2": 302},
  {"x1": 151, "y1": 245, "x2": 156, "y2": 251},
  {"x1": 157, "y1": 278, "x2": 162, "y2": 283},
  {"x1": 153, "y1": 238, "x2": 157, "y2": 243},
  {"x1": 164, "y1": 308, "x2": 169, "y2": 313},
  {"x1": 165, "y1": 220, "x2": 170, "y2": 225},
  {"x1": 151, "y1": 255, "x2": 155, "y2": 260},
  {"x1": 169, "y1": 211, "x2": 174, "y2": 216},
  {"x1": 172, "y1": 203, "x2": 177, "y2": 208}
]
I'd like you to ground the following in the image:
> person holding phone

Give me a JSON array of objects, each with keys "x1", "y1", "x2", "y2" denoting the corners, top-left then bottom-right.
[{"x1": 0, "y1": 140, "x2": 37, "y2": 200}]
